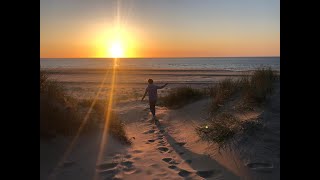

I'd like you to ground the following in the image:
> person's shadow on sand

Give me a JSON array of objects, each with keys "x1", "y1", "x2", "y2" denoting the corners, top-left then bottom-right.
[{"x1": 154, "y1": 122, "x2": 242, "y2": 180}]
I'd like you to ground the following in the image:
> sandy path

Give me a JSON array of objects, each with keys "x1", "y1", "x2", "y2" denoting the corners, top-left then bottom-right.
[
  {"x1": 95, "y1": 100, "x2": 242, "y2": 180},
  {"x1": 42, "y1": 101, "x2": 241, "y2": 180},
  {"x1": 42, "y1": 92, "x2": 280, "y2": 180}
]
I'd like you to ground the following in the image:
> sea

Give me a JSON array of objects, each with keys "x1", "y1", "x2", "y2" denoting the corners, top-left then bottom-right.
[{"x1": 40, "y1": 57, "x2": 279, "y2": 71}]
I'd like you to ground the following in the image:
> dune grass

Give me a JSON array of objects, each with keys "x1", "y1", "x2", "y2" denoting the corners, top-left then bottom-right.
[
  {"x1": 77, "y1": 98, "x2": 131, "y2": 144},
  {"x1": 208, "y1": 68, "x2": 276, "y2": 113},
  {"x1": 40, "y1": 70, "x2": 130, "y2": 144},
  {"x1": 40, "y1": 70, "x2": 79, "y2": 137},
  {"x1": 196, "y1": 113, "x2": 240, "y2": 147},
  {"x1": 208, "y1": 78, "x2": 238, "y2": 112},
  {"x1": 108, "y1": 112, "x2": 132, "y2": 144},
  {"x1": 158, "y1": 86, "x2": 205, "y2": 108},
  {"x1": 196, "y1": 112, "x2": 263, "y2": 148},
  {"x1": 239, "y1": 68, "x2": 275, "y2": 106},
  {"x1": 197, "y1": 68, "x2": 276, "y2": 147}
]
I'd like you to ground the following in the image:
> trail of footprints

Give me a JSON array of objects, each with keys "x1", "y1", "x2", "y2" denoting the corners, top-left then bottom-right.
[
  {"x1": 95, "y1": 115, "x2": 216, "y2": 179},
  {"x1": 96, "y1": 156, "x2": 142, "y2": 179},
  {"x1": 143, "y1": 117, "x2": 216, "y2": 179}
]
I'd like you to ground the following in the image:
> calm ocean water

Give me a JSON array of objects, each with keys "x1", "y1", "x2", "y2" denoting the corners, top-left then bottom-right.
[{"x1": 40, "y1": 57, "x2": 280, "y2": 71}]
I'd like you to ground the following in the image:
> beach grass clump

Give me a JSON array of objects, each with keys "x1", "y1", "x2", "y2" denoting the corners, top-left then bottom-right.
[
  {"x1": 208, "y1": 79, "x2": 238, "y2": 112},
  {"x1": 196, "y1": 68, "x2": 275, "y2": 147},
  {"x1": 77, "y1": 98, "x2": 131, "y2": 144},
  {"x1": 108, "y1": 112, "x2": 132, "y2": 144},
  {"x1": 40, "y1": 70, "x2": 130, "y2": 144},
  {"x1": 196, "y1": 113, "x2": 240, "y2": 147},
  {"x1": 78, "y1": 98, "x2": 106, "y2": 117},
  {"x1": 40, "y1": 70, "x2": 48, "y2": 93},
  {"x1": 208, "y1": 68, "x2": 276, "y2": 113},
  {"x1": 159, "y1": 86, "x2": 205, "y2": 108},
  {"x1": 40, "y1": 70, "x2": 66, "y2": 100},
  {"x1": 40, "y1": 70, "x2": 81, "y2": 137},
  {"x1": 240, "y1": 120, "x2": 264, "y2": 136},
  {"x1": 196, "y1": 113, "x2": 263, "y2": 147},
  {"x1": 238, "y1": 68, "x2": 276, "y2": 108}
]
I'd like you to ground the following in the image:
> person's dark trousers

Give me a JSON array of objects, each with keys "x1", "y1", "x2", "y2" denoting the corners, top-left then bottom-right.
[{"x1": 149, "y1": 100, "x2": 156, "y2": 117}]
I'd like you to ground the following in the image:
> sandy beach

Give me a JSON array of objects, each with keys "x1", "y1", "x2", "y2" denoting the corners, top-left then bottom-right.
[
  {"x1": 43, "y1": 68, "x2": 279, "y2": 100},
  {"x1": 40, "y1": 68, "x2": 280, "y2": 180}
]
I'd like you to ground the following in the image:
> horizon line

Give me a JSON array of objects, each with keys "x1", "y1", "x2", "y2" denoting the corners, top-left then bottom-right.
[{"x1": 40, "y1": 56, "x2": 280, "y2": 59}]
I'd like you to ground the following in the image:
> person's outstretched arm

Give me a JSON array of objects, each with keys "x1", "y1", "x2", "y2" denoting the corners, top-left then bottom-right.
[
  {"x1": 158, "y1": 83, "x2": 168, "y2": 89},
  {"x1": 141, "y1": 89, "x2": 148, "y2": 101}
]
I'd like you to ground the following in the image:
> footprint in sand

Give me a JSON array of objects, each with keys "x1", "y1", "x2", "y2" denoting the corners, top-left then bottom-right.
[
  {"x1": 98, "y1": 168, "x2": 120, "y2": 179},
  {"x1": 158, "y1": 147, "x2": 169, "y2": 153},
  {"x1": 96, "y1": 162, "x2": 118, "y2": 170},
  {"x1": 168, "y1": 165, "x2": 179, "y2": 171},
  {"x1": 159, "y1": 129, "x2": 165, "y2": 133},
  {"x1": 178, "y1": 169, "x2": 192, "y2": 177},
  {"x1": 157, "y1": 142, "x2": 168, "y2": 148},
  {"x1": 169, "y1": 160, "x2": 179, "y2": 165},
  {"x1": 196, "y1": 170, "x2": 216, "y2": 178},
  {"x1": 121, "y1": 161, "x2": 140, "y2": 175},
  {"x1": 162, "y1": 157, "x2": 173, "y2": 163},
  {"x1": 120, "y1": 161, "x2": 134, "y2": 168},
  {"x1": 123, "y1": 168, "x2": 141, "y2": 175},
  {"x1": 148, "y1": 139, "x2": 156, "y2": 143},
  {"x1": 143, "y1": 129, "x2": 155, "y2": 134}
]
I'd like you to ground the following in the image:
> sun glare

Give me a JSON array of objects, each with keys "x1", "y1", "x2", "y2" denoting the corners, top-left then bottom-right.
[
  {"x1": 92, "y1": 24, "x2": 141, "y2": 58},
  {"x1": 109, "y1": 41, "x2": 124, "y2": 58}
]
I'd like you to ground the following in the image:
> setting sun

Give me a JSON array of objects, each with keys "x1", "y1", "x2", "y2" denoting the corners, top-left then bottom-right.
[
  {"x1": 91, "y1": 25, "x2": 140, "y2": 58},
  {"x1": 109, "y1": 41, "x2": 124, "y2": 58}
]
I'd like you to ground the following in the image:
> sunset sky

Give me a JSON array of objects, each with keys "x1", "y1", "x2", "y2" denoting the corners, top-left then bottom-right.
[{"x1": 40, "y1": 0, "x2": 280, "y2": 58}]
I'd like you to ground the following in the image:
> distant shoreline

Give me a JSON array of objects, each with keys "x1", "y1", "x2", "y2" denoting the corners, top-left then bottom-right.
[
  {"x1": 41, "y1": 67, "x2": 280, "y2": 75},
  {"x1": 41, "y1": 56, "x2": 280, "y2": 60}
]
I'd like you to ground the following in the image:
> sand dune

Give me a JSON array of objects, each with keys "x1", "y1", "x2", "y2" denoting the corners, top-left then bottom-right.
[{"x1": 41, "y1": 81, "x2": 279, "y2": 180}]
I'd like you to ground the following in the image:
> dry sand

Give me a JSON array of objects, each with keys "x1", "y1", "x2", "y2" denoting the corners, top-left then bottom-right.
[{"x1": 40, "y1": 81, "x2": 280, "y2": 180}]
